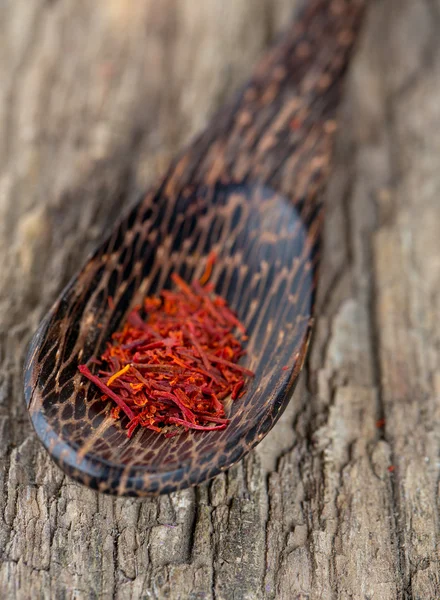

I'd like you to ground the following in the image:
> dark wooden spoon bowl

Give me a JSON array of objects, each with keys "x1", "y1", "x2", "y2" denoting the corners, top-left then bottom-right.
[{"x1": 24, "y1": 0, "x2": 366, "y2": 496}]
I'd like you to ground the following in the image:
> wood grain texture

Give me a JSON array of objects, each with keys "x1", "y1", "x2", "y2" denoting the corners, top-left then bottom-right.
[{"x1": 0, "y1": 0, "x2": 439, "y2": 598}]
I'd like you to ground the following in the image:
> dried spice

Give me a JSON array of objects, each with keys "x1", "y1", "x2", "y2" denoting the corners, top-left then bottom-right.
[{"x1": 79, "y1": 254, "x2": 253, "y2": 437}]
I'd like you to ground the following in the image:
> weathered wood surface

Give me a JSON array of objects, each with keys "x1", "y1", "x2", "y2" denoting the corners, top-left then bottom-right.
[{"x1": 0, "y1": 0, "x2": 439, "y2": 598}]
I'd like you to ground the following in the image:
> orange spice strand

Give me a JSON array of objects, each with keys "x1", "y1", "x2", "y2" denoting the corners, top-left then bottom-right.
[
  {"x1": 107, "y1": 364, "x2": 131, "y2": 386},
  {"x1": 79, "y1": 255, "x2": 254, "y2": 438},
  {"x1": 110, "y1": 406, "x2": 121, "y2": 420},
  {"x1": 199, "y1": 251, "x2": 217, "y2": 286}
]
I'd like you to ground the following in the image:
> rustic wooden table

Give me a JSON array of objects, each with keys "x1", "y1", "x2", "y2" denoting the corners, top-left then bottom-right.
[{"x1": 1, "y1": 1, "x2": 439, "y2": 598}]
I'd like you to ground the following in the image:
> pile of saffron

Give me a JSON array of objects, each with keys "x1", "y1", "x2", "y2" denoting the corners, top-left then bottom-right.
[{"x1": 78, "y1": 255, "x2": 254, "y2": 438}]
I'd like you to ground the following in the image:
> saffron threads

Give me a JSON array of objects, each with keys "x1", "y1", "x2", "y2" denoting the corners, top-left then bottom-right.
[
  {"x1": 78, "y1": 254, "x2": 254, "y2": 437},
  {"x1": 199, "y1": 251, "x2": 216, "y2": 285}
]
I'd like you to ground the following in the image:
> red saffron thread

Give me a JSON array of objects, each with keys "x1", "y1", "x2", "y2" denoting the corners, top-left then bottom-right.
[{"x1": 78, "y1": 254, "x2": 254, "y2": 437}]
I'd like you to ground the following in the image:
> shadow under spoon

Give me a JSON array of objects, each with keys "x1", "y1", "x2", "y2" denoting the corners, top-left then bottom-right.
[{"x1": 24, "y1": 0, "x2": 366, "y2": 496}]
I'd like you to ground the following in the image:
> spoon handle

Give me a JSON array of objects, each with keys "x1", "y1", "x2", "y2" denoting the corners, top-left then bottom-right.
[{"x1": 159, "y1": 0, "x2": 366, "y2": 208}]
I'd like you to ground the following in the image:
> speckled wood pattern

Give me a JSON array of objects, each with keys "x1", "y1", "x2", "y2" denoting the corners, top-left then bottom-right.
[{"x1": 24, "y1": 0, "x2": 366, "y2": 496}]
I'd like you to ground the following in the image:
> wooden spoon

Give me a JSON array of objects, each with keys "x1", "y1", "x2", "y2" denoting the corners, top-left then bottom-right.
[{"x1": 24, "y1": 0, "x2": 366, "y2": 496}]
